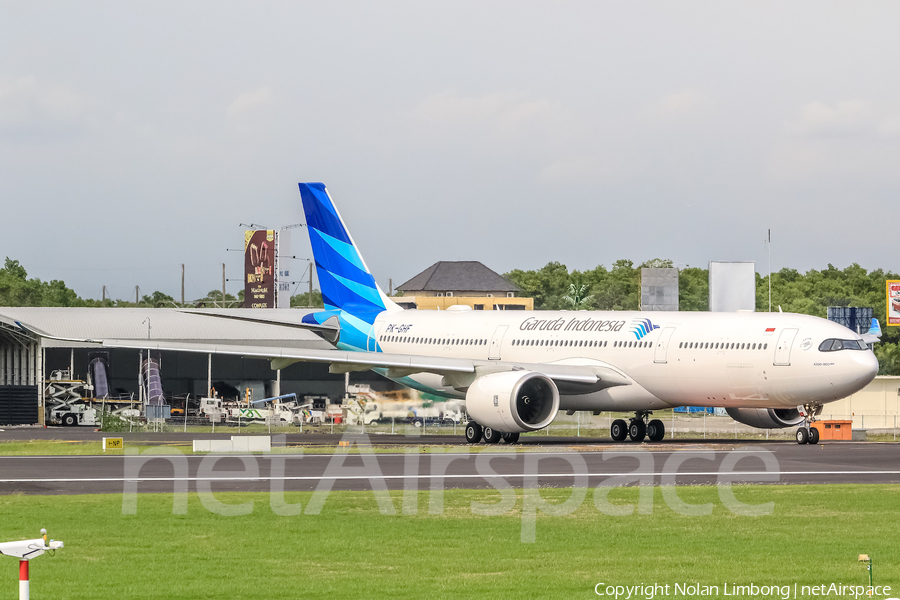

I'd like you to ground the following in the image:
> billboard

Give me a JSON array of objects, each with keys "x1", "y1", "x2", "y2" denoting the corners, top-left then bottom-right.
[
  {"x1": 640, "y1": 268, "x2": 679, "y2": 311},
  {"x1": 709, "y1": 261, "x2": 755, "y2": 312},
  {"x1": 276, "y1": 228, "x2": 292, "y2": 309},
  {"x1": 888, "y1": 280, "x2": 900, "y2": 326},
  {"x1": 244, "y1": 230, "x2": 275, "y2": 308}
]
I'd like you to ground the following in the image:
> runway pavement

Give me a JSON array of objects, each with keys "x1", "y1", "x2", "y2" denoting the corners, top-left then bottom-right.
[
  {"x1": 1, "y1": 440, "x2": 899, "y2": 496},
  {"x1": 0, "y1": 425, "x2": 803, "y2": 446}
]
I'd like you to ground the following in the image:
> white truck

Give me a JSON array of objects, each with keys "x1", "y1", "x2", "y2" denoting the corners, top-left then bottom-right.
[
  {"x1": 48, "y1": 403, "x2": 100, "y2": 427},
  {"x1": 347, "y1": 385, "x2": 464, "y2": 427},
  {"x1": 199, "y1": 394, "x2": 308, "y2": 425}
]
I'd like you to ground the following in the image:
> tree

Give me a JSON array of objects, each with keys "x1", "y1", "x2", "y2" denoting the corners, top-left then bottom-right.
[
  {"x1": 290, "y1": 290, "x2": 324, "y2": 308},
  {"x1": 679, "y1": 267, "x2": 709, "y2": 311},
  {"x1": 562, "y1": 284, "x2": 594, "y2": 311},
  {"x1": 141, "y1": 291, "x2": 176, "y2": 307},
  {"x1": 504, "y1": 262, "x2": 571, "y2": 310},
  {"x1": 195, "y1": 290, "x2": 239, "y2": 308},
  {"x1": 0, "y1": 258, "x2": 84, "y2": 307}
]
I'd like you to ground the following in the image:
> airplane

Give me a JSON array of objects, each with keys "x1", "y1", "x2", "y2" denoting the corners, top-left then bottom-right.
[
  {"x1": 17, "y1": 182, "x2": 881, "y2": 445},
  {"x1": 292, "y1": 183, "x2": 882, "y2": 445}
]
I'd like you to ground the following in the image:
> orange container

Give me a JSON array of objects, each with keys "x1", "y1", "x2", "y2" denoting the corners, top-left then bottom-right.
[{"x1": 812, "y1": 420, "x2": 852, "y2": 440}]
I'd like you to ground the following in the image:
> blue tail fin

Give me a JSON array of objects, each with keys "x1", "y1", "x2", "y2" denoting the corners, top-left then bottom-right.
[
  {"x1": 869, "y1": 318, "x2": 882, "y2": 338},
  {"x1": 298, "y1": 183, "x2": 398, "y2": 350}
]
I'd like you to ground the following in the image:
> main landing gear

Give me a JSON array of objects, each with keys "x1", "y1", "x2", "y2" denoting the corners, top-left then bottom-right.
[
  {"x1": 464, "y1": 421, "x2": 520, "y2": 445},
  {"x1": 795, "y1": 404, "x2": 823, "y2": 445},
  {"x1": 611, "y1": 411, "x2": 665, "y2": 443}
]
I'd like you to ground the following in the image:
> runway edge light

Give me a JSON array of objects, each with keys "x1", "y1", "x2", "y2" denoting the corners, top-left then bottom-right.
[{"x1": 0, "y1": 528, "x2": 64, "y2": 600}]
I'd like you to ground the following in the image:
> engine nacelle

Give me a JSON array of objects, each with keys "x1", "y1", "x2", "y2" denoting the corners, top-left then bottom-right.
[
  {"x1": 465, "y1": 371, "x2": 559, "y2": 433},
  {"x1": 725, "y1": 407, "x2": 804, "y2": 429}
]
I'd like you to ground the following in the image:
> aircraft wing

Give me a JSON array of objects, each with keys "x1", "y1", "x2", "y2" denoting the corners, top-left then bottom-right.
[
  {"x1": 17, "y1": 321, "x2": 630, "y2": 393},
  {"x1": 174, "y1": 308, "x2": 340, "y2": 342}
]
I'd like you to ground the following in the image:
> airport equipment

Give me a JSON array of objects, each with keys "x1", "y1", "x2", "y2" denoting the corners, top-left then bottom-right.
[
  {"x1": 141, "y1": 351, "x2": 165, "y2": 405},
  {"x1": 858, "y1": 554, "x2": 873, "y2": 594},
  {"x1": 0, "y1": 528, "x2": 63, "y2": 600},
  {"x1": 86, "y1": 351, "x2": 110, "y2": 398},
  {"x1": 43, "y1": 370, "x2": 89, "y2": 404},
  {"x1": 249, "y1": 392, "x2": 298, "y2": 406}
]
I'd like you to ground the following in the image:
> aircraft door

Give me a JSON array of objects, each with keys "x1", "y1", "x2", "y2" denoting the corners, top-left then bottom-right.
[
  {"x1": 654, "y1": 327, "x2": 676, "y2": 364},
  {"x1": 773, "y1": 328, "x2": 798, "y2": 366},
  {"x1": 489, "y1": 326, "x2": 508, "y2": 360},
  {"x1": 369, "y1": 321, "x2": 387, "y2": 351}
]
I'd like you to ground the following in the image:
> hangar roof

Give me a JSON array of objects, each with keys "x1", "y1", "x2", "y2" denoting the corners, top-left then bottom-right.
[{"x1": 0, "y1": 307, "x2": 333, "y2": 349}]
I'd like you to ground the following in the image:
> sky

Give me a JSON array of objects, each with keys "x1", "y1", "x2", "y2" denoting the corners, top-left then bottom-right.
[{"x1": 2, "y1": 1, "x2": 899, "y2": 302}]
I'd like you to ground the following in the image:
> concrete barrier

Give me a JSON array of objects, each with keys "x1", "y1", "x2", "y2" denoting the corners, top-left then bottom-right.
[{"x1": 192, "y1": 436, "x2": 271, "y2": 452}]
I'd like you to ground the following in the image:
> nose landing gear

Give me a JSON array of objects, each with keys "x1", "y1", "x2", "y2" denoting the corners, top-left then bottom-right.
[
  {"x1": 795, "y1": 403, "x2": 823, "y2": 445},
  {"x1": 611, "y1": 411, "x2": 665, "y2": 442}
]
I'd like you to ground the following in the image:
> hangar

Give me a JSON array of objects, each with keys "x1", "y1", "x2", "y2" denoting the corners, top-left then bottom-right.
[{"x1": 0, "y1": 307, "x2": 396, "y2": 425}]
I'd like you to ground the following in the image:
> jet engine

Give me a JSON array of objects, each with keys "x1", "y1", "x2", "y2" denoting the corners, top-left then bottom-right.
[
  {"x1": 465, "y1": 371, "x2": 559, "y2": 433},
  {"x1": 725, "y1": 407, "x2": 805, "y2": 429}
]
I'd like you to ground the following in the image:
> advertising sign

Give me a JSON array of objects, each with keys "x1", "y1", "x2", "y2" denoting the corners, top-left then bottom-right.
[
  {"x1": 244, "y1": 230, "x2": 276, "y2": 308},
  {"x1": 709, "y1": 261, "x2": 756, "y2": 312},
  {"x1": 276, "y1": 228, "x2": 291, "y2": 309},
  {"x1": 888, "y1": 280, "x2": 900, "y2": 326}
]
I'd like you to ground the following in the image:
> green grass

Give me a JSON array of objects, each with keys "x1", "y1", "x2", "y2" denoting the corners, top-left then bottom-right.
[
  {"x1": 0, "y1": 440, "x2": 566, "y2": 456},
  {"x1": 1, "y1": 485, "x2": 897, "y2": 599},
  {"x1": 0, "y1": 441, "x2": 185, "y2": 456}
]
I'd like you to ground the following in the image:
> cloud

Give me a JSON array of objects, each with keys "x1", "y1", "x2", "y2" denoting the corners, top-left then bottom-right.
[
  {"x1": 652, "y1": 89, "x2": 714, "y2": 118},
  {"x1": 538, "y1": 155, "x2": 631, "y2": 185},
  {"x1": 786, "y1": 100, "x2": 875, "y2": 136},
  {"x1": 226, "y1": 86, "x2": 275, "y2": 118},
  {"x1": 878, "y1": 115, "x2": 900, "y2": 138},
  {"x1": 0, "y1": 75, "x2": 91, "y2": 137},
  {"x1": 411, "y1": 90, "x2": 563, "y2": 136}
]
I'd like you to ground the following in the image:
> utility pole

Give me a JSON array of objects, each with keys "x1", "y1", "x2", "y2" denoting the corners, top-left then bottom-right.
[
  {"x1": 135, "y1": 285, "x2": 140, "y2": 304},
  {"x1": 181, "y1": 264, "x2": 185, "y2": 307},
  {"x1": 102, "y1": 285, "x2": 107, "y2": 303},
  {"x1": 222, "y1": 263, "x2": 226, "y2": 308},
  {"x1": 767, "y1": 229, "x2": 772, "y2": 313},
  {"x1": 309, "y1": 260, "x2": 313, "y2": 307}
]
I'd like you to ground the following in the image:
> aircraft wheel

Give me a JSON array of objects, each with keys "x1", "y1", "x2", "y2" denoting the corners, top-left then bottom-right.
[
  {"x1": 647, "y1": 419, "x2": 665, "y2": 442},
  {"x1": 629, "y1": 420, "x2": 646, "y2": 442},
  {"x1": 610, "y1": 419, "x2": 628, "y2": 442},
  {"x1": 62, "y1": 414, "x2": 77, "y2": 427},
  {"x1": 808, "y1": 426, "x2": 820, "y2": 444},
  {"x1": 465, "y1": 421, "x2": 483, "y2": 444},
  {"x1": 501, "y1": 432, "x2": 520, "y2": 444},
  {"x1": 483, "y1": 427, "x2": 502, "y2": 444},
  {"x1": 796, "y1": 427, "x2": 809, "y2": 445}
]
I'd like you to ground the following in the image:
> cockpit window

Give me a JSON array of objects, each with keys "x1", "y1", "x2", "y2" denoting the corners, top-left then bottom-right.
[{"x1": 818, "y1": 338, "x2": 866, "y2": 352}]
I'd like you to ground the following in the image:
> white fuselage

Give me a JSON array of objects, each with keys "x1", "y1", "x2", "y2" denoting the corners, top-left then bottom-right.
[{"x1": 369, "y1": 309, "x2": 879, "y2": 412}]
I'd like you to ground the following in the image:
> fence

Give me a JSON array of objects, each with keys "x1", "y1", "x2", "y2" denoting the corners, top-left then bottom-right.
[{"x1": 100, "y1": 410, "x2": 899, "y2": 440}]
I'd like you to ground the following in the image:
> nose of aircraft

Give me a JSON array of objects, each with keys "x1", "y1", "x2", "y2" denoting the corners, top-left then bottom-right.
[{"x1": 846, "y1": 350, "x2": 879, "y2": 392}]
